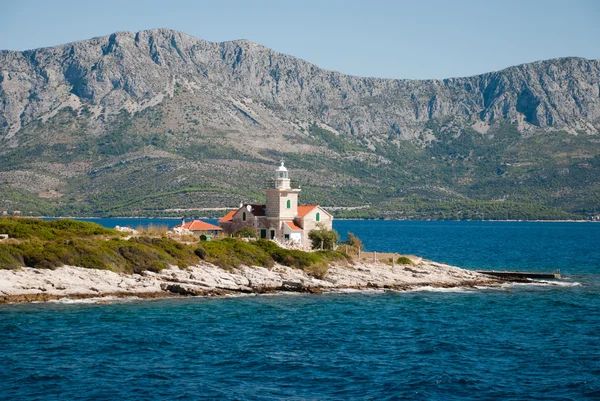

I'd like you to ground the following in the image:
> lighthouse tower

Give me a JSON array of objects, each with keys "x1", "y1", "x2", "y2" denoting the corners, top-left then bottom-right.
[{"x1": 265, "y1": 161, "x2": 300, "y2": 219}]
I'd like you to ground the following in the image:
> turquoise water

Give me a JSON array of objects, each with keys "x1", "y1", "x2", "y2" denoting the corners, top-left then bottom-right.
[{"x1": 4, "y1": 220, "x2": 599, "y2": 400}]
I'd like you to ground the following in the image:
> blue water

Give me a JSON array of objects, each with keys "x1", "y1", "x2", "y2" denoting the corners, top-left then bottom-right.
[{"x1": 3, "y1": 220, "x2": 600, "y2": 400}]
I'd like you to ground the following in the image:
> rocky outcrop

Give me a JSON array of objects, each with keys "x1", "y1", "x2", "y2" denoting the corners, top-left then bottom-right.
[
  {"x1": 1, "y1": 28, "x2": 599, "y2": 140},
  {"x1": 0, "y1": 259, "x2": 500, "y2": 303}
]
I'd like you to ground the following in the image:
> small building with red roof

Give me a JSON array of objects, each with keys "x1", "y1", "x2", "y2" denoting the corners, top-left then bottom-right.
[
  {"x1": 218, "y1": 161, "x2": 333, "y2": 248},
  {"x1": 175, "y1": 219, "x2": 222, "y2": 237}
]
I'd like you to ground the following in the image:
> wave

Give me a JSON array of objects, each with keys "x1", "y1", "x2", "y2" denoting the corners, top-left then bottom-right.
[
  {"x1": 48, "y1": 296, "x2": 143, "y2": 304},
  {"x1": 407, "y1": 286, "x2": 474, "y2": 293},
  {"x1": 481, "y1": 280, "x2": 581, "y2": 290}
]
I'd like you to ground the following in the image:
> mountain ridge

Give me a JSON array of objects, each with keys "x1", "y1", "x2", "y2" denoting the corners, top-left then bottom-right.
[
  {"x1": 2, "y1": 28, "x2": 600, "y2": 139},
  {"x1": 1, "y1": 28, "x2": 599, "y2": 218},
  {"x1": 2, "y1": 28, "x2": 597, "y2": 79}
]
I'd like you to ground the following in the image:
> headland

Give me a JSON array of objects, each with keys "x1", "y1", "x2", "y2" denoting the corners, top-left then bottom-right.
[{"x1": 0, "y1": 258, "x2": 501, "y2": 304}]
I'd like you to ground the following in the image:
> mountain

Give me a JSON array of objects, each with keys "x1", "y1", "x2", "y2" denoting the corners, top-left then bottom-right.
[{"x1": 1, "y1": 28, "x2": 599, "y2": 219}]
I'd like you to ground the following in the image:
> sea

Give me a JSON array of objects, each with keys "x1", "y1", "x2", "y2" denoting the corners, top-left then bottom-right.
[{"x1": 1, "y1": 220, "x2": 599, "y2": 400}]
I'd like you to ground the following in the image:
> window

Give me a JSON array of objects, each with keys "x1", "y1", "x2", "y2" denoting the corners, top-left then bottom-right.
[
  {"x1": 286, "y1": 199, "x2": 291, "y2": 209},
  {"x1": 316, "y1": 212, "x2": 320, "y2": 222},
  {"x1": 242, "y1": 212, "x2": 246, "y2": 221},
  {"x1": 260, "y1": 229, "x2": 267, "y2": 239},
  {"x1": 284, "y1": 234, "x2": 290, "y2": 240},
  {"x1": 270, "y1": 230, "x2": 275, "y2": 239}
]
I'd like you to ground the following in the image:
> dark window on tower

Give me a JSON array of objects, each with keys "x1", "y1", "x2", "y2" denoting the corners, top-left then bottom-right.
[{"x1": 242, "y1": 212, "x2": 246, "y2": 221}]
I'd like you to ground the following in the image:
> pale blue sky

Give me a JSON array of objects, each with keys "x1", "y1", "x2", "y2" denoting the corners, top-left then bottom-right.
[{"x1": 1, "y1": 0, "x2": 598, "y2": 79}]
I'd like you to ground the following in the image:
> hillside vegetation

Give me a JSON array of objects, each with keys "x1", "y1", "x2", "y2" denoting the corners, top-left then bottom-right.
[
  {"x1": 1, "y1": 29, "x2": 599, "y2": 219},
  {"x1": 0, "y1": 218, "x2": 348, "y2": 278}
]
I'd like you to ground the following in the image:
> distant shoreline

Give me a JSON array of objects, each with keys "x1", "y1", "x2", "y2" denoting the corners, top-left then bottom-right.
[{"x1": 34, "y1": 216, "x2": 597, "y2": 223}]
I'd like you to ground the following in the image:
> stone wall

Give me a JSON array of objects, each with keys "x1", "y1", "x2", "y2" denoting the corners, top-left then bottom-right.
[{"x1": 265, "y1": 189, "x2": 299, "y2": 219}]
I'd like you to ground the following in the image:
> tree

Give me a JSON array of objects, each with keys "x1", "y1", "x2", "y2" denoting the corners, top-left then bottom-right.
[
  {"x1": 341, "y1": 232, "x2": 363, "y2": 249},
  {"x1": 340, "y1": 232, "x2": 363, "y2": 255},
  {"x1": 233, "y1": 226, "x2": 258, "y2": 238},
  {"x1": 308, "y1": 225, "x2": 339, "y2": 250}
]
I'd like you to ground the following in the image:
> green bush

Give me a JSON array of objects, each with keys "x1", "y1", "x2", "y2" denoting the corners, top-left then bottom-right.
[
  {"x1": 0, "y1": 219, "x2": 202, "y2": 272},
  {"x1": 201, "y1": 239, "x2": 274, "y2": 270},
  {"x1": 0, "y1": 244, "x2": 24, "y2": 269},
  {"x1": 194, "y1": 246, "x2": 207, "y2": 259},
  {"x1": 396, "y1": 256, "x2": 414, "y2": 265},
  {"x1": 341, "y1": 232, "x2": 363, "y2": 249},
  {"x1": 0, "y1": 219, "x2": 348, "y2": 279},
  {"x1": 304, "y1": 261, "x2": 329, "y2": 279},
  {"x1": 308, "y1": 227, "x2": 339, "y2": 250},
  {"x1": 233, "y1": 226, "x2": 258, "y2": 238},
  {"x1": 255, "y1": 239, "x2": 348, "y2": 277},
  {"x1": 0, "y1": 217, "x2": 117, "y2": 240},
  {"x1": 130, "y1": 237, "x2": 197, "y2": 268}
]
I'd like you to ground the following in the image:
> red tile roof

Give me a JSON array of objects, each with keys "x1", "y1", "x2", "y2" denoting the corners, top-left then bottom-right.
[
  {"x1": 180, "y1": 220, "x2": 222, "y2": 231},
  {"x1": 285, "y1": 221, "x2": 303, "y2": 231},
  {"x1": 218, "y1": 210, "x2": 236, "y2": 223},
  {"x1": 297, "y1": 205, "x2": 318, "y2": 217}
]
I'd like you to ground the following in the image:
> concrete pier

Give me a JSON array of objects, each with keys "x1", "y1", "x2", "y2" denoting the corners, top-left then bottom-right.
[{"x1": 477, "y1": 270, "x2": 561, "y2": 279}]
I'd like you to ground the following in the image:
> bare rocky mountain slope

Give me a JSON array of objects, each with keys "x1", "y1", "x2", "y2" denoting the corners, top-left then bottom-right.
[{"x1": 1, "y1": 28, "x2": 599, "y2": 218}]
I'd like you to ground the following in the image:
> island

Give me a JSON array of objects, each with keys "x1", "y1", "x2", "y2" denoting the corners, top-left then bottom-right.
[{"x1": 0, "y1": 217, "x2": 509, "y2": 304}]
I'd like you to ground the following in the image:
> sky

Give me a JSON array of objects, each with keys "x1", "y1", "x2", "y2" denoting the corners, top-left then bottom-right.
[{"x1": 1, "y1": 0, "x2": 599, "y2": 80}]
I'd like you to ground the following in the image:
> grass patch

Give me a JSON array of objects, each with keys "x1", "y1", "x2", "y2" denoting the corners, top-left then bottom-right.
[{"x1": 135, "y1": 224, "x2": 169, "y2": 236}]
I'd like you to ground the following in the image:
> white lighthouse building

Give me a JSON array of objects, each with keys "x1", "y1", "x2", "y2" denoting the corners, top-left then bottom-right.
[{"x1": 218, "y1": 161, "x2": 333, "y2": 248}]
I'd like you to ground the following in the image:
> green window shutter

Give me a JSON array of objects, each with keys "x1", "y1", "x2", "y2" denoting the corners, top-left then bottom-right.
[
  {"x1": 287, "y1": 199, "x2": 291, "y2": 209},
  {"x1": 316, "y1": 212, "x2": 320, "y2": 222}
]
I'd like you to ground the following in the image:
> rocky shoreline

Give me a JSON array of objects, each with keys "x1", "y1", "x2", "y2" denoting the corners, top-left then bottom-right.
[{"x1": 0, "y1": 258, "x2": 509, "y2": 304}]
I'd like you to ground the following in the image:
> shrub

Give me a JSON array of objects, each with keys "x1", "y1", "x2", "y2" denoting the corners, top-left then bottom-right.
[
  {"x1": 201, "y1": 239, "x2": 274, "y2": 270},
  {"x1": 131, "y1": 237, "x2": 198, "y2": 268},
  {"x1": 308, "y1": 227, "x2": 339, "y2": 250},
  {"x1": 194, "y1": 246, "x2": 207, "y2": 259},
  {"x1": 0, "y1": 244, "x2": 24, "y2": 269},
  {"x1": 255, "y1": 240, "x2": 350, "y2": 277},
  {"x1": 114, "y1": 243, "x2": 169, "y2": 273},
  {"x1": 396, "y1": 256, "x2": 414, "y2": 265},
  {"x1": 342, "y1": 232, "x2": 363, "y2": 249},
  {"x1": 233, "y1": 226, "x2": 258, "y2": 238},
  {"x1": 0, "y1": 219, "x2": 203, "y2": 272},
  {"x1": 0, "y1": 217, "x2": 117, "y2": 240},
  {"x1": 304, "y1": 261, "x2": 329, "y2": 279}
]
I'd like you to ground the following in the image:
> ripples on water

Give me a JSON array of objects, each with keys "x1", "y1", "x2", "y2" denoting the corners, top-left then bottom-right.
[
  {"x1": 1, "y1": 287, "x2": 599, "y2": 400},
  {"x1": 3, "y1": 220, "x2": 599, "y2": 400}
]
